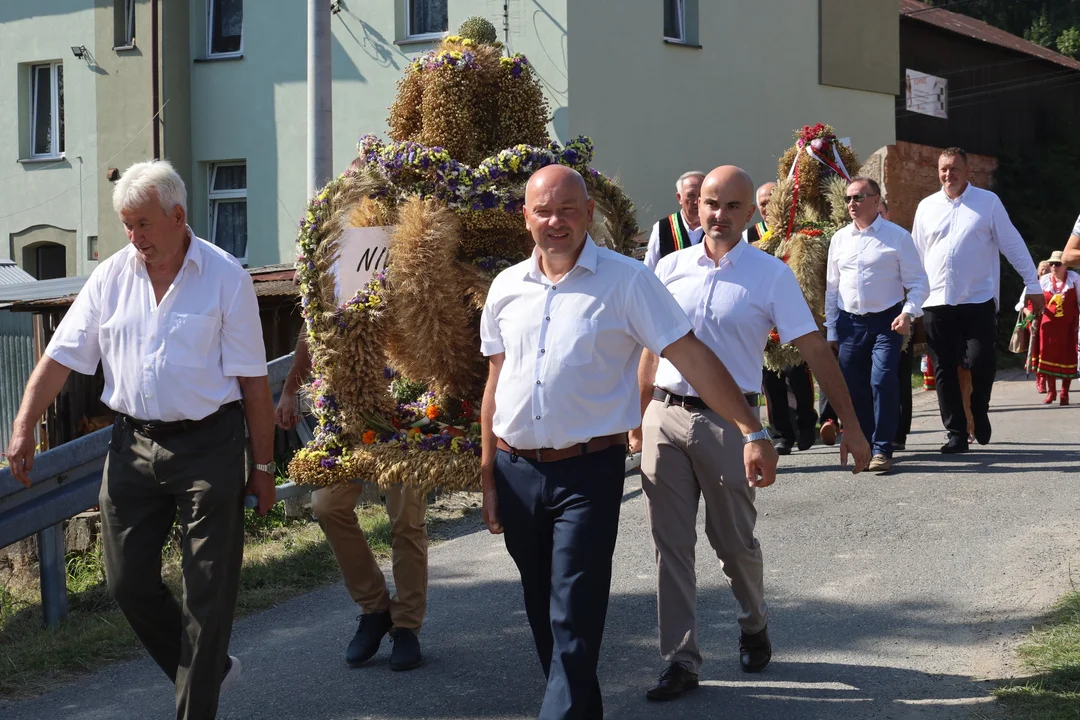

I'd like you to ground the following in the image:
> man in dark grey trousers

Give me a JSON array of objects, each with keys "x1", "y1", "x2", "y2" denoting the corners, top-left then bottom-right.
[{"x1": 5, "y1": 160, "x2": 275, "y2": 719}]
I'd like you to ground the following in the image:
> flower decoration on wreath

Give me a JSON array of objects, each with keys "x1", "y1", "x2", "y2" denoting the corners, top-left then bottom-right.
[{"x1": 287, "y1": 18, "x2": 639, "y2": 492}]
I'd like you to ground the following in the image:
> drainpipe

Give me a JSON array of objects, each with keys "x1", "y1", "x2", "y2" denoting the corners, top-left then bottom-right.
[{"x1": 151, "y1": 0, "x2": 160, "y2": 159}]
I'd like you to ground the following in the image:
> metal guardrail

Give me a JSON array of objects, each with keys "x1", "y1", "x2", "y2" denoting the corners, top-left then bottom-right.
[{"x1": 1, "y1": 352, "x2": 643, "y2": 628}]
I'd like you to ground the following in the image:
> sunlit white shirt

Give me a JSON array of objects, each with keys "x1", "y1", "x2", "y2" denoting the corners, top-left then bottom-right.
[
  {"x1": 911, "y1": 184, "x2": 1039, "y2": 309},
  {"x1": 643, "y1": 210, "x2": 705, "y2": 270},
  {"x1": 481, "y1": 235, "x2": 692, "y2": 450},
  {"x1": 45, "y1": 230, "x2": 267, "y2": 422},
  {"x1": 653, "y1": 240, "x2": 818, "y2": 395},
  {"x1": 825, "y1": 216, "x2": 929, "y2": 341}
]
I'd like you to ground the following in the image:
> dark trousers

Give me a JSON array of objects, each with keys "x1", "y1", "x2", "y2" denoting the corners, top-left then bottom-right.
[
  {"x1": 836, "y1": 304, "x2": 903, "y2": 457},
  {"x1": 762, "y1": 364, "x2": 817, "y2": 442},
  {"x1": 896, "y1": 348, "x2": 913, "y2": 444},
  {"x1": 495, "y1": 445, "x2": 626, "y2": 720},
  {"x1": 100, "y1": 405, "x2": 247, "y2": 720},
  {"x1": 923, "y1": 300, "x2": 997, "y2": 440}
]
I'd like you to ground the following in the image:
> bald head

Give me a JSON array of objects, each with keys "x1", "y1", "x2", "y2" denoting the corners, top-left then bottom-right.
[
  {"x1": 525, "y1": 164, "x2": 589, "y2": 205},
  {"x1": 699, "y1": 166, "x2": 756, "y2": 247},
  {"x1": 523, "y1": 164, "x2": 595, "y2": 263},
  {"x1": 756, "y1": 182, "x2": 777, "y2": 221}
]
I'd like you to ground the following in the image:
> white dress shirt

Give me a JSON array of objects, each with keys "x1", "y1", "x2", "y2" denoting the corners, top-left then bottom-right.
[
  {"x1": 1072, "y1": 214, "x2": 1080, "y2": 237},
  {"x1": 653, "y1": 241, "x2": 818, "y2": 395},
  {"x1": 643, "y1": 210, "x2": 705, "y2": 270},
  {"x1": 481, "y1": 235, "x2": 692, "y2": 450},
  {"x1": 46, "y1": 230, "x2": 267, "y2": 422},
  {"x1": 824, "y1": 215, "x2": 929, "y2": 341},
  {"x1": 911, "y1": 183, "x2": 1040, "y2": 309}
]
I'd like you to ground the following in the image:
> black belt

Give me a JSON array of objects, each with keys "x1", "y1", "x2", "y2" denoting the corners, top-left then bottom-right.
[
  {"x1": 116, "y1": 400, "x2": 242, "y2": 437},
  {"x1": 653, "y1": 387, "x2": 759, "y2": 410}
]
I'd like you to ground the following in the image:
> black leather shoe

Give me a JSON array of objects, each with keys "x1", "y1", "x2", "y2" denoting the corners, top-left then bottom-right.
[
  {"x1": 346, "y1": 611, "x2": 391, "y2": 667},
  {"x1": 773, "y1": 439, "x2": 792, "y2": 456},
  {"x1": 973, "y1": 415, "x2": 992, "y2": 445},
  {"x1": 740, "y1": 626, "x2": 772, "y2": 673},
  {"x1": 797, "y1": 426, "x2": 815, "y2": 451},
  {"x1": 389, "y1": 628, "x2": 423, "y2": 671},
  {"x1": 940, "y1": 436, "x2": 969, "y2": 454},
  {"x1": 646, "y1": 663, "x2": 699, "y2": 701}
]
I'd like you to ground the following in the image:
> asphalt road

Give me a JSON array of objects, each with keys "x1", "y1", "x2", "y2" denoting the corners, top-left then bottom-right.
[{"x1": 6, "y1": 372, "x2": 1080, "y2": 719}]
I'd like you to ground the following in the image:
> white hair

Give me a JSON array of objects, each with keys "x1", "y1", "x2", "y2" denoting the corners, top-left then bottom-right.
[
  {"x1": 675, "y1": 171, "x2": 706, "y2": 193},
  {"x1": 112, "y1": 159, "x2": 188, "y2": 217}
]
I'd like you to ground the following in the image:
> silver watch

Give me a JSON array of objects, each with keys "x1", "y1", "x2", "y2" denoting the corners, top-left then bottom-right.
[
  {"x1": 254, "y1": 461, "x2": 277, "y2": 475},
  {"x1": 742, "y1": 428, "x2": 772, "y2": 445}
]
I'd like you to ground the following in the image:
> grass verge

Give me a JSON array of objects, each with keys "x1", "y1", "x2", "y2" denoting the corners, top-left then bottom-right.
[{"x1": 994, "y1": 591, "x2": 1080, "y2": 719}]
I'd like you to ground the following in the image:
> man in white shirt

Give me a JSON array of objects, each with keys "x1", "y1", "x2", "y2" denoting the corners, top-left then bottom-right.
[
  {"x1": 628, "y1": 166, "x2": 870, "y2": 702},
  {"x1": 480, "y1": 164, "x2": 777, "y2": 719},
  {"x1": 642, "y1": 171, "x2": 706, "y2": 270},
  {"x1": 1062, "y1": 214, "x2": 1080, "y2": 267},
  {"x1": 912, "y1": 147, "x2": 1043, "y2": 453},
  {"x1": 826, "y1": 178, "x2": 929, "y2": 473},
  {"x1": 4, "y1": 161, "x2": 275, "y2": 719}
]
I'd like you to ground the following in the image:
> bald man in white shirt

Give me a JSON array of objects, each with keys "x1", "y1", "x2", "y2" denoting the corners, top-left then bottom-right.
[{"x1": 5, "y1": 161, "x2": 275, "y2": 719}]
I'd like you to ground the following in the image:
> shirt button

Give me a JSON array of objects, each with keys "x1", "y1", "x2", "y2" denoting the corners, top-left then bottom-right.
[
  {"x1": 536, "y1": 380, "x2": 541, "y2": 385},
  {"x1": 535, "y1": 415, "x2": 541, "y2": 420},
  {"x1": 545, "y1": 316, "x2": 550, "y2": 321},
  {"x1": 540, "y1": 349, "x2": 545, "y2": 354}
]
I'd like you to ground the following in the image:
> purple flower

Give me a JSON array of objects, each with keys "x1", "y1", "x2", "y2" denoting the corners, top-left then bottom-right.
[{"x1": 320, "y1": 457, "x2": 339, "y2": 469}]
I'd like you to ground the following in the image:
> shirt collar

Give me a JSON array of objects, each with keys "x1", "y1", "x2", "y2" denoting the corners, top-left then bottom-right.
[
  {"x1": 852, "y1": 214, "x2": 883, "y2": 235},
  {"x1": 941, "y1": 182, "x2": 972, "y2": 204},
  {"x1": 128, "y1": 226, "x2": 203, "y2": 274},
  {"x1": 525, "y1": 233, "x2": 598, "y2": 282},
  {"x1": 695, "y1": 237, "x2": 746, "y2": 267},
  {"x1": 680, "y1": 210, "x2": 702, "y2": 233}
]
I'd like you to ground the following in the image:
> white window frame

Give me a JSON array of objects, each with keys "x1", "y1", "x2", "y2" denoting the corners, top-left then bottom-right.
[
  {"x1": 404, "y1": 0, "x2": 447, "y2": 41},
  {"x1": 664, "y1": 0, "x2": 686, "y2": 42},
  {"x1": 29, "y1": 62, "x2": 64, "y2": 160},
  {"x1": 207, "y1": 0, "x2": 244, "y2": 58},
  {"x1": 208, "y1": 162, "x2": 248, "y2": 264}
]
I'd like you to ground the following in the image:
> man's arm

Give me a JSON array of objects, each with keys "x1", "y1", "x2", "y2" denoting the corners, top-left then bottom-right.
[
  {"x1": 481, "y1": 354, "x2": 504, "y2": 534},
  {"x1": 992, "y1": 197, "x2": 1043, "y2": 307},
  {"x1": 5, "y1": 357, "x2": 73, "y2": 487},
  {"x1": 824, "y1": 234, "x2": 842, "y2": 343},
  {"x1": 1063, "y1": 233, "x2": 1080, "y2": 267},
  {"x1": 662, "y1": 332, "x2": 778, "y2": 487},
  {"x1": 239, "y1": 375, "x2": 276, "y2": 516},
  {"x1": 627, "y1": 348, "x2": 660, "y2": 453},
  {"x1": 791, "y1": 331, "x2": 870, "y2": 473},
  {"x1": 643, "y1": 223, "x2": 661, "y2": 270},
  {"x1": 275, "y1": 332, "x2": 313, "y2": 430}
]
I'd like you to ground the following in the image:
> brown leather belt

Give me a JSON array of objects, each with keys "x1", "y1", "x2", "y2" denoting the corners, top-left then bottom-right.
[
  {"x1": 496, "y1": 433, "x2": 625, "y2": 463},
  {"x1": 652, "y1": 387, "x2": 759, "y2": 410}
]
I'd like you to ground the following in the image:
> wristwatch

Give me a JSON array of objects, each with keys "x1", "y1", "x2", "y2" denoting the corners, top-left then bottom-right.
[
  {"x1": 254, "y1": 461, "x2": 278, "y2": 475},
  {"x1": 742, "y1": 428, "x2": 772, "y2": 445}
]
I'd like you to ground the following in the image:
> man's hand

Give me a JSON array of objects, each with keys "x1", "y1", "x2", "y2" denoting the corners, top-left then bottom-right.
[
  {"x1": 828, "y1": 340, "x2": 839, "y2": 356},
  {"x1": 744, "y1": 439, "x2": 778, "y2": 488},
  {"x1": 275, "y1": 392, "x2": 300, "y2": 430},
  {"x1": 245, "y1": 469, "x2": 276, "y2": 516},
  {"x1": 1028, "y1": 293, "x2": 1046, "y2": 314},
  {"x1": 839, "y1": 425, "x2": 871, "y2": 474},
  {"x1": 628, "y1": 427, "x2": 643, "y2": 454},
  {"x1": 4, "y1": 423, "x2": 37, "y2": 488},
  {"x1": 481, "y1": 464, "x2": 502, "y2": 534},
  {"x1": 891, "y1": 312, "x2": 912, "y2": 336}
]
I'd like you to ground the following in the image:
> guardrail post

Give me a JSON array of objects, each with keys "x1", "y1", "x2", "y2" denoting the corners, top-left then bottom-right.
[{"x1": 37, "y1": 522, "x2": 68, "y2": 628}]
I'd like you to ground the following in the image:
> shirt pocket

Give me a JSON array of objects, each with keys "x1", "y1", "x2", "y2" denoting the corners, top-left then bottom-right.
[
  {"x1": 551, "y1": 318, "x2": 598, "y2": 367},
  {"x1": 167, "y1": 313, "x2": 220, "y2": 368}
]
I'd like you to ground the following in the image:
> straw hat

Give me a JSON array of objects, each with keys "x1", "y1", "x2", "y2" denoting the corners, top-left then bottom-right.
[{"x1": 1048, "y1": 250, "x2": 1064, "y2": 264}]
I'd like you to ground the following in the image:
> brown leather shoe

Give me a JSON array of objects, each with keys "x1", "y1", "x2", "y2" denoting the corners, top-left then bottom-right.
[{"x1": 646, "y1": 663, "x2": 699, "y2": 701}]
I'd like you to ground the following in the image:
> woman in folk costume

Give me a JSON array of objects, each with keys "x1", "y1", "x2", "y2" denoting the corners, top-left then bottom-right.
[
  {"x1": 1026, "y1": 261, "x2": 1051, "y2": 393},
  {"x1": 1021, "y1": 252, "x2": 1080, "y2": 404}
]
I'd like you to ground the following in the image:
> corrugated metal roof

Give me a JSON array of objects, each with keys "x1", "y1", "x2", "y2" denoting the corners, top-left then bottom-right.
[
  {"x1": 0, "y1": 275, "x2": 89, "y2": 307},
  {"x1": 0, "y1": 261, "x2": 35, "y2": 286},
  {"x1": 0, "y1": 310, "x2": 35, "y2": 452},
  {"x1": 900, "y1": 0, "x2": 1080, "y2": 71}
]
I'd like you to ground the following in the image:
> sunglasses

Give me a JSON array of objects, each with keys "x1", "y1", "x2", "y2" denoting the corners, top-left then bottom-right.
[
  {"x1": 844, "y1": 193, "x2": 879, "y2": 204},
  {"x1": 1050, "y1": 262, "x2": 1062, "y2": 267}
]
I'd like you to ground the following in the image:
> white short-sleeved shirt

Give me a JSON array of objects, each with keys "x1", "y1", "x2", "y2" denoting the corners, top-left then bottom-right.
[
  {"x1": 481, "y1": 235, "x2": 692, "y2": 450},
  {"x1": 45, "y1": 230, "x2": 267, "y2": 422},
  {"x1": 652, "y1": 240, "x2": 818, "y2": 395}
]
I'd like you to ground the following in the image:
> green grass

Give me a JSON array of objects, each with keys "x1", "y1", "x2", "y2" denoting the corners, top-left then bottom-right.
[
  {"x1": 0, "y1": 505, "x2": 391, "y2": 699},
  {"x1": 994, "y1": 591, "x2": 1080, "y2": 719}
]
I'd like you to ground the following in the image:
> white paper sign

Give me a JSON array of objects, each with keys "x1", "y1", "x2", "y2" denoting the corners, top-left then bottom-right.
[
  {"x1": 905, "y1": 69, "x2": 948, "y2": 119},
  {"x1": 334, "y1": 226, "x2": 392, "y2": 303}
]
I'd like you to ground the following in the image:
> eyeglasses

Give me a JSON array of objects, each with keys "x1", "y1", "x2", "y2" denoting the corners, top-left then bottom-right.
[
  {"x1": 1050, "y1": 262, "x2": 1062, "y2": 267},
  {"x1": 844, "y1": 193, "x2": 879, "y2": 204}
]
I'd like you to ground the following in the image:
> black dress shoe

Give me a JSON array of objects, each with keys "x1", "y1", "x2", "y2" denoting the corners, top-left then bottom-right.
[
  {"x1": 973, "y1": 415, "x2": 992, "y2": 445},
  {"x1": 940, "y1": 436, "x2": 969, "y2": 454},
  {"x1": 773, "y1": 439, "x2": 792, "y2": 456},
  {"x1": 346, "y1": 611, "x2": 391, "y2": 667},
  {"x1": 646, "y1": 663, "x2": 699, "y2": 701},
  {"x1": 739, "y1": 626, "x2": 772, "y2": 673},
  {"x1": 797, "y1": 427, "x2": 815, "y2": 451},
  {"x1": 389, "y1": 628, "x2": 423, "y2": 671}
]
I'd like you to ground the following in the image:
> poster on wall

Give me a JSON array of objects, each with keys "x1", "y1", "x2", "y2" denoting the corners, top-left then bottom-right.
[
  {"x1": 905, "y1": 69, "x2": 948, "y2": 119},
  {"x1": 333, "y1": 226, "x2": 391, "y2": 303}
]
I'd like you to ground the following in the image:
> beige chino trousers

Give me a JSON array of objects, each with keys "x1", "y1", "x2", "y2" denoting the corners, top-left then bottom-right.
[{"x1": 641, "y1": 399, "x2": 767, "y2": 674}]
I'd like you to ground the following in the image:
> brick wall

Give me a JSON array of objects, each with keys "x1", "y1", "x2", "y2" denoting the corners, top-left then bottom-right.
[{"x1": 873, "y1": 141, "x2": 997, "y2": 231}]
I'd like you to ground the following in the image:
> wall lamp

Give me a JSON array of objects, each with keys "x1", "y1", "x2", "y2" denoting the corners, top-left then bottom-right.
[{"x1": 71, "y1": 45, "x2": 88, "y2": 59}]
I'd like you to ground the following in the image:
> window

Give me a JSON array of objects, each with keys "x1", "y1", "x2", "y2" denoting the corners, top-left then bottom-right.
[
  {"x1": 114, "y1": 0, "x2": 135, "y2": 47},
  {"x1": 208, "y1": 0, "x2": 243, "y2": 56},
  {"x1": 30, "y1": 63, "x2": 64, "y2": 158},
  {"x1": 406, "y1": 0, "x2": 447, "y2": 39},
  {"x1": 209, "y1": 163, "x2": 248, "y2": 262},
  {"x1": 664, "y1": 0, "x2": 685, "y2": 42}
]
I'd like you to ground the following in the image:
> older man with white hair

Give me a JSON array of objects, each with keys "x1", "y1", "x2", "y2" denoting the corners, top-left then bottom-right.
[
  {"x1": 642, "y1": 171, "x2": 706, "y2": 270},
  {"x1": 4, "y1": 160, "x2": 275, "y2": 719}
]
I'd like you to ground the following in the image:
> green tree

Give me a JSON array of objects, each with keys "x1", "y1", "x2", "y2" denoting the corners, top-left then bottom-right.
[
  {"x1": 1057, "y1": 26, "x2": 1080, "y2": 57},
  {"x1": 1025, "y1": 10, "x2": 1056, "y2": 47}
]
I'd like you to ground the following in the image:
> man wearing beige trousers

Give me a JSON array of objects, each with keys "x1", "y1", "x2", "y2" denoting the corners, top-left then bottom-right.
[
  {"x1": 629, "y1": 166, "x2": 870, "y2": 702},
  {"x1": 277, "y1": 335, "x2": 427, "y2": 671}
]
